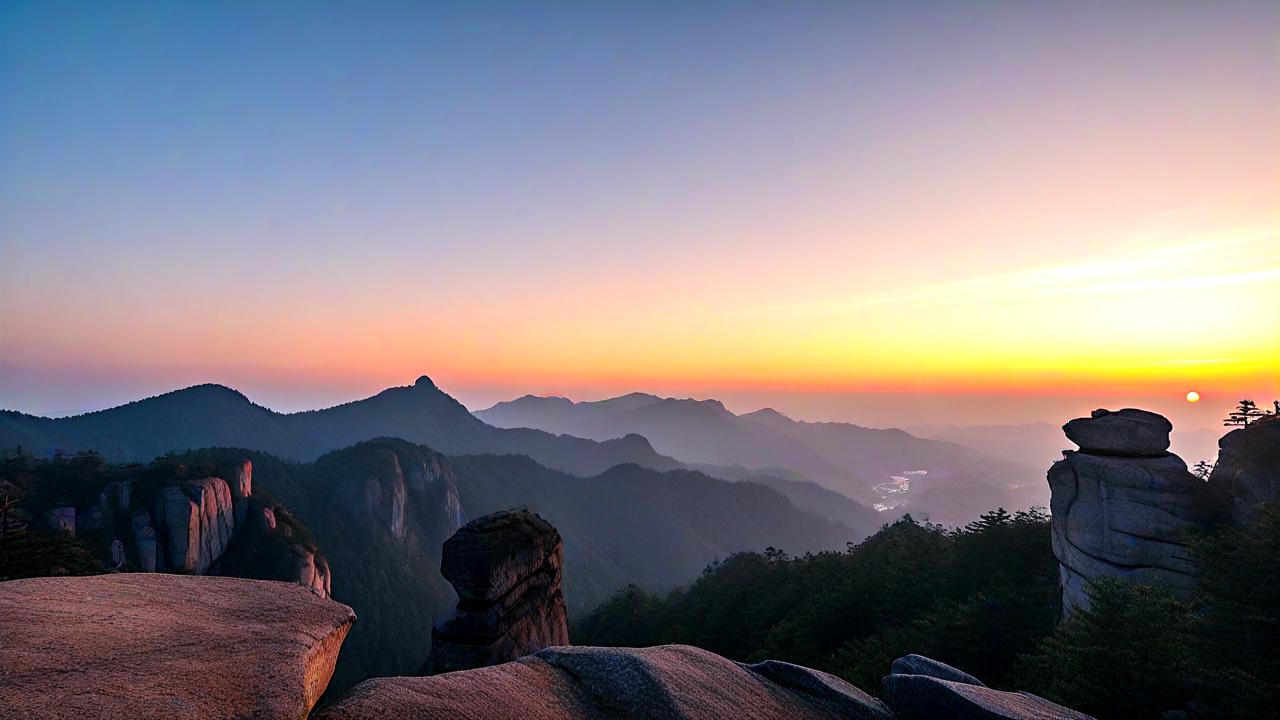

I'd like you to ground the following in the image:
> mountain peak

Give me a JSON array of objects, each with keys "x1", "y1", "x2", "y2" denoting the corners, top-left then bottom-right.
[{"x1": 414, "y1": 375, "x2": 436, "y2": 389}]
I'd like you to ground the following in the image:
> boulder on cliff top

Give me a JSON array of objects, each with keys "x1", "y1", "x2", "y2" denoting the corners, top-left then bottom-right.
[
  {"x1": 883, "y1": 673, "x2": 1095, "y2": 720},
  {"x1": 439, "y1": 508, "x2": 562, "y2": 603},
  {"x1": 431, "y1": 508, "x2": 570, "y2": 673},
  {"x1": 1063, "y1": 408, "x2": 1172, "y2": 457},
  {"x1": 1048, "y1": 449, "x2": 1212, "y2": 612},
  {"x1": 319, "y1": 644, "x2": 893, "y2": 720},
  {"x1": 0, "y1": 574, "x2": 355, "y2": 720}
]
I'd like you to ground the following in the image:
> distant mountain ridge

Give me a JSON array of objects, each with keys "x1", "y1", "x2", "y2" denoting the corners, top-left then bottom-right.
[
  {"x1": 478, "y1": 392, "x2": 1049, "y2": 524},
  {"x1": 0, "y1": 376, "x2": 882, "y2": 535},
  {"x1": 0, "y1": 376, "x2": 681, "y2": 478}
]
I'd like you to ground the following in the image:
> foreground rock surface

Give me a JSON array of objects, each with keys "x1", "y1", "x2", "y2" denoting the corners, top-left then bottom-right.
[
  {"x1": 0, "y1": 574, "x2": 355, "y2": 720},
  {"x1": 430, "y1": 508, "x2": 569, "y2": 673},
  {"x1": 1050, "y1": 409, "x2": 1218, "y2": 612},
  {"x1": 883, "y1": 654, "x2": 1095, "y2": 720},
  {"x1": 884, "y1": 675, "x2": 1093, "y2": 720},
  {"x1": 320, "y1": 644, "x2": 892, "y2": 720}
]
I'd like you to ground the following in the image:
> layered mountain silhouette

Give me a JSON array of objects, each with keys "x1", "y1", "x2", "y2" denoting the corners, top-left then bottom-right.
[
  {"x1": 0, "y1": 376, "x2": 681, "y2": 477},
  {"x1": 478, "y1": 393, "x2": 1047, "y2": 524},
  {"x1": 88, "y1": 439, "x2": 861, "y2": 693},
  {"x1": 0, "y1": 376, "x2": 881, "y2": 534}
]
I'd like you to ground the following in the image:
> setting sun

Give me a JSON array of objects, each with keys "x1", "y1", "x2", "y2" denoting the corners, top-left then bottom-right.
[{"x1": 1186, "y1": 391, "x2": 1201, "y2": 403}]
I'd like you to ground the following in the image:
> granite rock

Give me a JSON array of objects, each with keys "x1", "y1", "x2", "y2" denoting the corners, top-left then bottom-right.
[
  {"x1": 430, "y1": 509, "x2": 570, "y2": 673},
  {"x1": 0, "y1": 574, "x2": 355, "y2": 720},
  {"x1": 320, "y1": 644, "x2": 893, "y2": 720},
  {"x1": 1063, "y1": 408, "x2": 1172, "y2": 457}
]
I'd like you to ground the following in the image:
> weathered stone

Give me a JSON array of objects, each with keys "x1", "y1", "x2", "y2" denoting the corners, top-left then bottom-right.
[
  {"x1": 130, "y1": 511, "x2": 157, "y2": 572},
  {"x1": 1048, "y1": 449, "x2": 1214, "y2": 611},
  {"x1": 1063, "y1": 408, "x2": 1172, "y2": 457},
  {"x1": 0, "y1": 574, "x2": 355, "y2": 720},
  {"x1": 430, "y1": 509, "x2": 569, "y2": 673},
  {"x1": 153, "y1": 477, "x2": 235, "y2": 574},
  {"x1": 1211, "y1": 418, "x2": 1280, "y2": 526},
  {"x1": 1048, "y1": 409, "x2": 1223, "y2": 613},
  {"x1": 889, "y1": 654, "x2": 985, "y2": 686},
  {"x1": 319, "y1": 644, "x2": 893, "y2": 720},
  {"x1": 229, "y1": 459, "x2": 253, "y2": 528},
  {"x1": 291, "y1": 544, "x2": 333, "y2": 599},
  {"x1": 883, "y1": 673, "x2": 1094, "y2": 720}
]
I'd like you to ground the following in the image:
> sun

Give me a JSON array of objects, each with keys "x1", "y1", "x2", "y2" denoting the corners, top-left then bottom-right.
[{"x1": 1186, "y1": 391, "x2": 1200, "y2": 403}]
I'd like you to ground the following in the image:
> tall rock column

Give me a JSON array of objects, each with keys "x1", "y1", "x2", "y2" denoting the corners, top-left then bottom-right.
[
  {"x1": 429, "y1": 509, "x2": 569, "y2": 674},
  {"x1": 1048, "y1": 408, "x2": 1220, "y2": 613}
]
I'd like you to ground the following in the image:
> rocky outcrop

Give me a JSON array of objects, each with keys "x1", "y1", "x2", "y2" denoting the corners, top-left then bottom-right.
[
  {"x1": 1049, "y1": 409, "x2": 1221, "y2": 612},
  {"x1": 882, "y1": 654, "x2": 1093, "y2": 719},
  {"x1": 1210, "y1": 417, "x2": 1280, "y2": 526},
  {"x1": 154, "y1": 477, "x2": 235, "y2": 574},
  {"x1": 320, "y1": 644, "x2": 893, "y2": 720},
  {"x1": 34, "y1": 458, "x2": 332, "y2": 598},
  {"x1": 130, "y1": 510, "x2": 158, "y2": 572},
  {"x1": 430, "y1": 509, "x2": 569, "y2": 673},
  {"x1": 1063, "y1": 408, "x2": 1171, "y2": 457},
  {"x1": 229, "y1": 458, "x2": 252, "y2": 527},
  {"x1": 0, "y1": 574, "x2": 355, "y2": 720}
]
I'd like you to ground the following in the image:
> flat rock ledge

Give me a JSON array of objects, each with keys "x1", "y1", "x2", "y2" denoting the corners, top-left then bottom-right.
[
  {"x1": 319, "y1": 644, "x2": 893, "y2": 720},
  {"x1": 0, "y1": 574, "x2": 355, "y2": 720}
]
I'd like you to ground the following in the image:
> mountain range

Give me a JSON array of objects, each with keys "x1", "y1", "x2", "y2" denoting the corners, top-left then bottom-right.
[
  {"x1": 478, "y1": 393, "x2": 1048, "y2": 524},
  {"x1": 0, "y1": 376, "x2": 881, "y2": 537},
  {"x1": 0, "y1": 376, "x2": 680, "y2": 477}
]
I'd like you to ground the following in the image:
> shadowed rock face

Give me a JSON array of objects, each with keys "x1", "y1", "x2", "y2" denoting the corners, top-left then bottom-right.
[
  {"x1": 1211, "y1": 418, "x2": 1280, "y2": 526},
  {"x1": 1049, "y1": 409, "x2": 1220, "y2": 613},
  {"x1": 319, "y1": 644, "x2": 893, "y2": 720},
  {"x1": 882, "y1": 654, "x2": 1095, "y2": 720},
  {"x1": 430, "y1": 509, "x2": 569, "y2": 673},
  {"x1": 0, "y1": 574, "x2": 355, "y2": 720}
]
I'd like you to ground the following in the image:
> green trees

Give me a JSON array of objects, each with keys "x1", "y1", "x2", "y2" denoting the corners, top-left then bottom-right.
[
  {"x1": 573, "y1": 508, "x2": 1059, "y2": 690},
  {"x1": 1013, "y1": 579, "x2": 1195, "y2": 719},
  {"x1": 1224, "y1": 399, "x2": 1268, "y2": 426}
]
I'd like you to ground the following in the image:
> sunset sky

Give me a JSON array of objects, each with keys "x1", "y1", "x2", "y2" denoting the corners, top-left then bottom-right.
[{"x1": 2, "y1": 1, "x2": 1276, "y2": 430}]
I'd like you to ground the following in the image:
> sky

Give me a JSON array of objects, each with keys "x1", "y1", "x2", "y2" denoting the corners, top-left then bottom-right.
[{"x1": 1, "y1": 1, "x2": 1277, "y2": 430}]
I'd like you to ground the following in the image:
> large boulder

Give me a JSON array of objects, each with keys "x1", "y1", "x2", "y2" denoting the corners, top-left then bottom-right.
[
  {"x1": 1048, "y1": 409, "x2": 1223, "y2": 612},
  {"x1": 1210, "y1": 417, "x2": 1280, "y2": 526},
  {"x1": 1048, "y1": 449, "x2": 1214, "y2": 611},
  {"x1": 430, "y1": 509, "x2": 570, "y2": 673},
  {"x1": 319, "y1": 644, "x2": 893, "y2": 720},
  {"x1": 0, "y1": 574, "x2": 355, "y2": 720},
  {"x1": 1064, "y1": 408, "x2": 1172, "y2": 457}
]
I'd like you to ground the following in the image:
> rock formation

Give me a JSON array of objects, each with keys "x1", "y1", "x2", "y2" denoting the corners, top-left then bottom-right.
[
  {"x1": 322, "y1": 644, "x2": 894, "y2": 720},
  {"x1": 1210, "y1": 416, "x2": 1280, "y2": 526},
  {"x1": 154, "y1": 477, "x2": 235, "y2": 574},
  {"x1": 34, "y1": 458, "x2": 332, "y2": 598},
  {"x1": 430, "y1": 508, "x2": 569, "y2": 673},
  {"x1": 882, "y1": 655, "x2": 1092, "y2": 720},
  {"x1": 0, "y1": 574, "x2": 355, "y2": 720},
  {"x1": 1049, "y1": 408, "x2": 1220, "y2": 612},
  {"x1": 229, "y1": 458, "x2": 252, "y2": 527}
]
